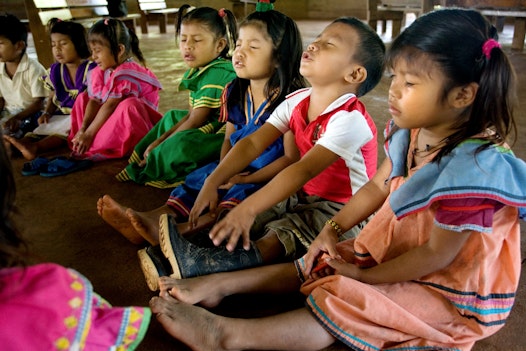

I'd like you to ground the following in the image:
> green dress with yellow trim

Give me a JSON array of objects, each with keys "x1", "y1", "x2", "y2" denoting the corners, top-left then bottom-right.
[{"x1": 116, "y1": 57, "x2": 236, "y2": 188}]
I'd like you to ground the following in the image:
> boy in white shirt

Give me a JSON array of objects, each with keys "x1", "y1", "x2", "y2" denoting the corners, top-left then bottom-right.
[{"x1": 0, "y1": 13, "x2": 47, "y2": 139}]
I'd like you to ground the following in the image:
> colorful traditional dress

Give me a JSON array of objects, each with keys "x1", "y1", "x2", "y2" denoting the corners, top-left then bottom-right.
[
  {"x1": 0, "y1": 263, "x2": 150, "y2": 350},
  {"x1": 296, "y1": 123, "x2": 526, "y2": 350},
  {"x1": 32, "y1": 60, "x2": 96, "y2": 138},
  {"x1": 167, "y1": 83, "x2": 284, "y2": 217},
  {"x1": 116, "y1": 57, "x2": 236, "y2": 188},
  {"x1": 68, "y1": 60, "x2": 163, "y2": 160}
]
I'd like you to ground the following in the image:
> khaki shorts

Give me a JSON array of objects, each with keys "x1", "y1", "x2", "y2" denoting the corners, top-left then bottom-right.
[{"x1": 251, "y1": 192, "x2": 367, "y2": 258}]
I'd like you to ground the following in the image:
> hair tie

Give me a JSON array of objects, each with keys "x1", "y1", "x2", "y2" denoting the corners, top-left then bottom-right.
[
  {"x1": 218, "y1": 8, "x2": 226, "y2": 18},
  {"x1": 256, "y1": 0, "x2": 274, "y2": 12},
  {"x1": 482, "y1": 38, "x2": 500, "y2": 59}
]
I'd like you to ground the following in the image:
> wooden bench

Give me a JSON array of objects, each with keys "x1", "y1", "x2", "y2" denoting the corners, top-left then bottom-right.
[
  {"x1": 478, "y1": 8, "x2": 526, "y2": 51},
  {"x1": 230, "y1": 0, "x2": 257, "y2": 19},
  {"x1": 136, "y1": 0, "x2": 180, "y2": 34},
  {"x1": 23, "y1": 0, "x2": 140, "y2": 67}
]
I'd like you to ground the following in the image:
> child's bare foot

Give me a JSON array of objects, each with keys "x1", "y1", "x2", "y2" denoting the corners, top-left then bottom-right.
[
  {"x1": 3, "y1": 135, "x2": 38, "y2": 160},
  {"x1": 126, "y1": 207, "x2": 167, "y2": 245},
  {"x1": 150, "y1": 293, "x2": 229, "y2": 351},
  {"x1": 97, "y1": 195, "x2": 144, "y2": 245},
  {"x1": 158, "y1": 275, "x2": 226, "y2": 308}
]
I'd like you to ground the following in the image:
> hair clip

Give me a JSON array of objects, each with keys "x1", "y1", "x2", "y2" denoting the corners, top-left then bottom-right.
[
  {"x1": 482, "y1": 38, "x2": 500, "y2": 59},
  {"x1": 256, "y1": 0, "x2": 274, "y2": 12},
  {"x1": 218, "y1": 8, "x2": 226, "y2": 18}
]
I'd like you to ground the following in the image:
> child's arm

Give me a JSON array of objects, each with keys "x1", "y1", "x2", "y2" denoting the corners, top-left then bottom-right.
[
  {"x1": 38, "y1": 91, "x2": 58, "y2": 124},
  {"x1": 71, "y1": 97, "x2": 121, "y2": 155},
  {"x1": 209, "y1": 143, "x2": 343, "y2": 251},
  {"x1": 219, "y1": 122, "x2": 235, "y2": 160},
  {"x1": 305, "y1": 158, "x2": 392, "y2": 274},
  {"x1": 327, "y1": 226, "x2": 472, "y2": 284},
  {"x1": 189, "y1": 122, "x2": 283, "y2": 226},
  {"x1": 3, "y1": 97, "x2": 45, "y2": 131},
  {"x1": 225, "y1": 131, "x2": 300, "y2": 185}
]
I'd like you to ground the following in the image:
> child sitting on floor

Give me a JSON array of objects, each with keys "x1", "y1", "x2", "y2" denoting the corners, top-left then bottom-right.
[
  {"x1": 115, "y1": 5, "x2": 238, "y2": 188},
  {"x1": 4, "y1": 19, "x2": 96, "y2": 174},
  {"x1": 30, "y1": 18, "x2": 163, "y2": 177},
  {"x1": 149, "y1": 16, "x2": 386, "y2": 280},
  {"x1": 0, "y1": 13, "x2": 47, "y2": 140}
]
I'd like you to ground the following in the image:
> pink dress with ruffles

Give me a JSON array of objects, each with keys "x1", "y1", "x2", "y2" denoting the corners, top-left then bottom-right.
[{"x1": 68, "y1": 61, "x2": 162, "y2": 159}]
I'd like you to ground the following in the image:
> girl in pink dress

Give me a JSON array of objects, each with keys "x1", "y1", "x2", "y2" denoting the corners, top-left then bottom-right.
[
  {"x1": 0, "y1": 129, "x2": 151, "y2": 350},
  {"x1": 68, "y1": 18, "x2": 162, "y2": 160}
]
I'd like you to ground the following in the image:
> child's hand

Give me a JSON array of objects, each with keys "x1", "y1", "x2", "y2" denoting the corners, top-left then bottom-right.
[
  {"x1": 38, "y1": 113, "x2": 51, "y2": 124},
  {"x1": 218, "y1": 172, "x2": 250, "y2": 190},
  {"x1": 3, "y1": 117, "x2": 21, "y2": 134},
  {"x1": 304, "y1": 225, "x2": 340, "y2": 276},
  {"x1": 71, "y1": 130, "x2": 94, "y2": 155},
  {"x1": 189, "y1": 182, "x2": 219, "y2": 227},
  {"x1": 208, "y1": 205, "x2": 255, "y2": 251},
  {"x1": 140, "y1": 139, "x2": 162, "y2": 166}
]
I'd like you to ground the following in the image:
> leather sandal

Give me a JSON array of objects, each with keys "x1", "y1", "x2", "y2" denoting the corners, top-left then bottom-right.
[{"x1": 158, "y1": 213, "x2": 263, "y2": 279}]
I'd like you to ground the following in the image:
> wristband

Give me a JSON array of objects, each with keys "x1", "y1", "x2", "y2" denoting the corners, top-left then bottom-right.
[{"x1": 325, "y1": 219, "x2": 343, "y2": 236}]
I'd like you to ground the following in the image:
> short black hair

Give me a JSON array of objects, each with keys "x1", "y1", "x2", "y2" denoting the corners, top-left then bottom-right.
[{"x1": 0, "y1": 13, "x2": 28, "y2": 47}]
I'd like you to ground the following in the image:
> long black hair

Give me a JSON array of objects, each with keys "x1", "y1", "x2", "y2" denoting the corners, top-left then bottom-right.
[
  {"x1": 387, "y1": 8, "x2": 517, "y2": 160},
  {"x1": 88, "y1": 18, "x2": 146, "y2": 66},
  {"x1": 175, "y1": 5, "x2": 238, "y2": 59},
  {"x1": 47, "y1": 18, "x2": 91, "y2": 59},
  {"x1": 227, "y1": 10, "x2": 306, "y2": 115}
]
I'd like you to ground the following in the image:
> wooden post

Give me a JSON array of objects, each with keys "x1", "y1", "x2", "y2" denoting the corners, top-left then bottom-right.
[{"x1": 23, "y1": 0, "x2": 53, "y2": 68}]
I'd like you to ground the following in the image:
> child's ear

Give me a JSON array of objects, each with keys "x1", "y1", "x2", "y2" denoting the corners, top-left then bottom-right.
[
  {"x1": 15, "y1": 40, "x2": 26, "y2": 54},
  {"x1": 117, "y1": 44, "x2": 126, "y2": 60},
  {"x1": 216, "y1": 37, "x2": 227, "y2": 54},
  {"x1": 345, "y1": 65, "x2": 367, "y2": 84},
  {"x1": 449, "y1": 82, "x2": 478, "y2": 108}
]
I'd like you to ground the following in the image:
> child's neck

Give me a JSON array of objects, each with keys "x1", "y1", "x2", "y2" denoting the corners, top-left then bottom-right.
[
  {"x1": 4, "y1": 61, "x2": 20, "y2": 79},
  {"x1": 248, "y1": 79, "x2": 269, "y2": 111},
  {"x1": 307, "y1": 85, "x2": 355, "y2": 122}
]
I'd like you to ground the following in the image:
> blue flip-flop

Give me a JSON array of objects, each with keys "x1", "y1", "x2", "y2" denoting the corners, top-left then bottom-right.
[
  {"x1": 21, "y1": 157, "x2": 49, "y2": 176},
  {"x1": 39, "y1": 156, "x2": 93, "y2": 177}
]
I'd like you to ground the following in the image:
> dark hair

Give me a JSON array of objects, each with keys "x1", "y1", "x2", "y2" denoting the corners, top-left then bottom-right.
[
  {"x1": 0, "y1": 13, "x2": 28, "y2": 54},
  {"x1": 228, "y1": 10, "x2": 306, "y2": 114},
  {"x1": 175, "y1": 5, "x2": 238, "y2": 59},
  {"x1": 387, "y1": 8, "x2": 517, "y2": 159},
  {"x1": 0, "y1": 130, "x2": 28, "y2": 269},
  {"x1": 88, "y1": 18, "x2": 146, "y2": 66},
  {"x1": 332, "y1": 17, "x2": 385, "y2": 97},
  {"x1": 47, "y1": 18, "x2": 91, "y2": 59}
]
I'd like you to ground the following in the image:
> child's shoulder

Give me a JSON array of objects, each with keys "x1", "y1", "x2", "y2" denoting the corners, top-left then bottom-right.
[{"x1": 284, "y1": 88, "x2": 311, "y2": 104}]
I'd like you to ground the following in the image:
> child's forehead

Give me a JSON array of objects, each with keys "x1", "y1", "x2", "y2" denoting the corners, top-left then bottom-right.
[
  {"x1": 88, "y1": 34, "x2": 109, "y2": 46},
  {"x1": 319, "y1": 22, "x2": 357, "y2": 42},
  {"x1": 180, "y1": 21, "x2": 215, "y2": 36}
]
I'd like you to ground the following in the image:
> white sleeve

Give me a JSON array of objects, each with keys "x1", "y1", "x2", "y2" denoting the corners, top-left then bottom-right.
[
  {"x1": 29, "y1": 60, "x2": 48, "y2": 98},
  {"x1": 266, "y1": 88, "x2": 311, "y2": 133},
  {"x1": 265, "y1": 98, "x2": 291, "y2": 133},
  {"x1": 316, "y1": 110, "x2": 374, "y2": 160}
]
